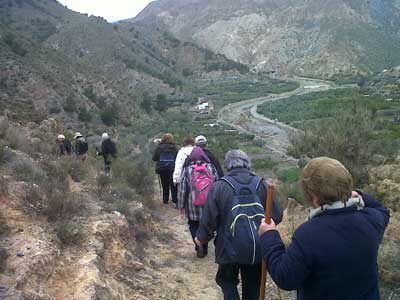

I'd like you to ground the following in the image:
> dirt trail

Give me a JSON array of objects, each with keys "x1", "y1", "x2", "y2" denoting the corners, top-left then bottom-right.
[
  {"x1": 142, "y1": 202, "x2": 293, "y2": 300},
  {"x1": 144, "y1": 203, "x2": 223, "y2": 300}
]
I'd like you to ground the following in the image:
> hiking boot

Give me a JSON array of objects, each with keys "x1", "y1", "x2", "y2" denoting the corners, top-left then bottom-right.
[{"x1": 196, "y1": 245, "x2": 206, "y2": 258}]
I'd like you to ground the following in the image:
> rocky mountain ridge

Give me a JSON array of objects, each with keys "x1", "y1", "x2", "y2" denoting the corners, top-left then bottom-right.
[
  {"x1": 134, "y1": 0, "x2": 400, "y2": 76},
  {"x1": 0, "y1": 0, "x2": 247, "y2": 126}
]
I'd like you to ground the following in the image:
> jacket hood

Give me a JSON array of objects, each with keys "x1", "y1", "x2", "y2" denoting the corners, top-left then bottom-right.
[
  {"x1": 188, "y1": 146, "x2": 210, "y2": 163},
  {"x1": 180, "y1": 145, "x2": 194, "y2": 156}
]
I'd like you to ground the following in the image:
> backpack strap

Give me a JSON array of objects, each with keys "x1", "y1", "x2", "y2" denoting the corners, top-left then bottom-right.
[{"x1": 221, "y1": 175, "x2": 262, "y2": 196}]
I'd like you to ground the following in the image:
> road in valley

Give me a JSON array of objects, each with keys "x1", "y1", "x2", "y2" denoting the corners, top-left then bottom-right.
[{"x1": 217, "y1": 77, "x2": 348, "y2": 163}]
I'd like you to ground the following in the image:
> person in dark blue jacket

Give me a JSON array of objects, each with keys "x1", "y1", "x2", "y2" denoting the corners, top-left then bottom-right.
[
  {"x1": 196, "y1": 150, "x2": 283, "y2": 300},
  {"x1": 259, "y1": 157, "x2": 390, "y2": 300}
]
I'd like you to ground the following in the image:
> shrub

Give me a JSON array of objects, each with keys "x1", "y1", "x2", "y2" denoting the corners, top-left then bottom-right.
[
  {"x1": 9, "y1": 158, "x2": 47, "y2": 184},
  {"x1": 44, "y1": 192, "x2": 86, "y2": 221},
  {"x1": 154, "y1": 94, "x2": 168, "y2": 112},
  {"x1": 56, "y1": 221, "x2": 83, "y2": 246},
  {"x1": 5, "y1": 126, "x2": 29, "y2": 151},
  {"x1": 278, "y1": 182, "x2": 305, "y2": 206},
  {"x1": 252, "y1": 158, "x2": 277, "y2": 171},
  {"x1": 3, "y1": 32, "x2": 27, "y2": 56},
  {"x1": 78, "y1": 108, "x2": 92, "y2": 122},
  {"x1": 100, "y1": 104, "x2": 119, "y2": 125},
  {"x1": 63, "y1": 95, "x2": 77, "y2": 113},
  {"x1": 288, "y1": 106, "x2": 379, "y2": 185},
  {"x1": 96, "y1": 173, "x2": 112, "y2": 196},
  {"x1": 113, "y1": 158, "x2": 154, "y2": 196},
  {"x1": 24, "y1": 183, "x2": 44, "y2": 212},
  {"x1": 277, "y1": 168, "x2": 302, "y2": 184},
  {"x1": 0, "y1": 211, "x2": 10, "y2": 237}
]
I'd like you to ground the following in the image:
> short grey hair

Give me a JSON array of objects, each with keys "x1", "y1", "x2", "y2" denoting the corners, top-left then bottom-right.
[{"x1": 224, "y1": 149, "x2": 251, "y2": 171}]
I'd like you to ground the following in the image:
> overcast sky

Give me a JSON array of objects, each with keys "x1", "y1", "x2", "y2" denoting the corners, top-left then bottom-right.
[{"x1": 57, "y1": 0, "x2": 155, "y2": 22}]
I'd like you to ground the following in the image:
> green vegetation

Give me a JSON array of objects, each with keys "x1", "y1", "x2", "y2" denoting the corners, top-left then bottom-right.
[
  {"x1": 288, "y1": 105, "x2": 383, "y2": 185},
  {"x1": 252, "y1": 158, "x2": 277, "y2": 171},
  {"x1": 258, "y1": 88, "x2": 400, "y2": 142},
  {"x1": 192, "y1": 74, "x2": 299, "y2": 108}
]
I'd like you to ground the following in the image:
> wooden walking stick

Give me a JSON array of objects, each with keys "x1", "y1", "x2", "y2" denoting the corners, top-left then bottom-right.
[{"x1": 260, "y1": 184, "x2": 274, "y2": 300}]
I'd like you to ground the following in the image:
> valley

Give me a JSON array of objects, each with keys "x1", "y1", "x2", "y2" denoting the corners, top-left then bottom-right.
[{"x1": 1, "y1": 0, "x2": 400, "y2": 299}]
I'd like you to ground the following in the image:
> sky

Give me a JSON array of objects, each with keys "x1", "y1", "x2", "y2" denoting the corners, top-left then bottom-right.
[{"x1": 57, "y1": 0, "x2": 155, "y2": 22}]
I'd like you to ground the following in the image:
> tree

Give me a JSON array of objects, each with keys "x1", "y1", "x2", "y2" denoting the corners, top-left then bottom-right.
[
  {"x1": 154, "y1": 94, "x2": 168, "y2": 112},
  {"x1": 99, "y1": 103, "x2": 119, "y2": 126},
  {"x1": 140, "y1": 92, "x2": 152, "y2": 114},
  {"x1": 288, "y1": 104, "x2": 379, "y2": 185}
]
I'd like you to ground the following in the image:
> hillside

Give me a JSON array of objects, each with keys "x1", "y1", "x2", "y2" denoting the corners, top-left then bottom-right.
[
  {"x1": 134, "y1": 0, "x2": 400, "y2": 76},
  {"x1": 0, "y1": 0, "x2": 248, "y2": 127}
]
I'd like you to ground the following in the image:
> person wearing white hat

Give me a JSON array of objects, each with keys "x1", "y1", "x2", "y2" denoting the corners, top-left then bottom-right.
[
  {"x1": 98, "y1": 133, "x2": 117, "y2": 173},
  {"x1": 74, "y1": 132, "x2": 88, "y2": 161},
  {"x1": 57, "y1": 134, "x2": 72, "y2": 156}
]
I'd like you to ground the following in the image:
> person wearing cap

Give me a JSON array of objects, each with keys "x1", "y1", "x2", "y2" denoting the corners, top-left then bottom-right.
[
  {"x1": 74, "y1": 132, "x2": 89, "y2": 161},
  {"x1": 259, "y1": 157, "x2": 390, "y2": 300},
  {"x1": 195, "y1": 150, "x2": 282, "y2": 300},
  {"x1": 183, "y1": 135, "x2": 224, "y2": 178},
  {"x1": 98, "y1": 133, "x2": 117, "y2": 173},
  {"x1": 57, "y1": 134, "x2": 72, "y2": 156}
]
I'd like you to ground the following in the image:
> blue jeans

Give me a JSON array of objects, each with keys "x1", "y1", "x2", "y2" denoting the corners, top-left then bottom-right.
[{"x1": 216, "y1": 263, "x2": 261, "y2": 300}]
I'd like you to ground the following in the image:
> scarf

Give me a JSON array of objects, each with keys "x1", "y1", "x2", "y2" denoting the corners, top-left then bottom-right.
[{"x1": 308, "y1": 196, "x2": 365, "y2": 220}]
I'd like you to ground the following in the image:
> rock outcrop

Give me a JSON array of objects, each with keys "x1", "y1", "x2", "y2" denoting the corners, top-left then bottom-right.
[{"x1": 134, "y1": 0, "x2": 400, "y2": 76}]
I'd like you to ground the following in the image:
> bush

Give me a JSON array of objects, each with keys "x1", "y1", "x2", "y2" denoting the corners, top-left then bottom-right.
[
  {"x1": 9, "y1": 158, "x2": 47, "y2": 184},
  {"x1": 277, "y1": 168, "x2": 302, "y2": 184},
  {"x1": 24, "y1": 183, "x2": 44, "y2": 212},
  {"x1": 63, "y1": 95, "x2": 77, "y2": 113},
  {"x1": 3, "y1": 32, "x2": 27, "y2": 56},
  {"x1": 0, "y1": 211, "x2": 10, "y2": 237},
  {"x1": 56, "y1": 221, "x2": 82, "y2": 246},
  {"x1": 278, "y1": 182, "x2": 305, "y2": 206},
  {"x1": 100, "y1": 104, "x2": 119, "y2": 125},
  {"x1": 78, "y1": 108, "x2": 92, "y2": 122},
  {"x1": 112, "y1": 158, "x2": 154, "y2": 196},
  {"x1": 252, "y1": 158, "x2": 276, "y2": 171},
  {"x1": 96, "y1": 173, "x2": 112, "y2": 197},
  {"x1": 44, "y1": 192, "x2": 86, "y2": 221},
  {"x1": 5, "y1": 126, "x2": 29, "y2": 151},
  {"x1": 288, "y1": 106, "x2": 379, "y2": 185}
]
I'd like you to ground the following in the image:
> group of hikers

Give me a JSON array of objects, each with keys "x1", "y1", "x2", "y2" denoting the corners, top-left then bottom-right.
[
  {"x1": 57, "y1": 132, "x2": 117, "y2": 173},
  {"x1": 152, "y1": 133, "x2": 390, "y2": 300}
]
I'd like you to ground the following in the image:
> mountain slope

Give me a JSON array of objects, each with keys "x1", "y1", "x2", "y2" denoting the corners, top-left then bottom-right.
[
  {"x1": 134, "y1": 0, "x2": 400, "y2": 76},
  {"x1": 0, "y1": 0, "x2": 247, "y2": 125}
]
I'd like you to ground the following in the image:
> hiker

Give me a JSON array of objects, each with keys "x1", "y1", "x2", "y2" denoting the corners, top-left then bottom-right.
[
  {"x1": 97, "y1": 133, "x2": 117, "y2": 173},
  {"x1": 57, "y1": 134, "x2": 72, "y2": 156},
  {"x1": 152, "y1": 133, "x2": 178, "y2": 204},
  {"x1": 259, "y1": 157, "x2": 390, "y2": 300},
  {"x1": 178, "y1": 146, "x2": 218, "y2": 258},
  {"x1": 74, "y1": 132, "x2": 88, "y2": 161},
  {"x1": 182, "y1": 135, "x2": 224, "y2": 178},
  {"x1": 173, "y1": 135, "x2": 195, "y2": 185},
  {"x1": 195, "y1": 149, "x2": 283, "y2": 300}
]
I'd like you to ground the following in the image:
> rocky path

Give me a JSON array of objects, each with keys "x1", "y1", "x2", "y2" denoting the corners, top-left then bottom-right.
[
  {"x1": 143, "y1": 203, "x2": 223, "y2": 300},
  {"x1": 142, "y1": 202, "x2": 294, "y2": 300}
]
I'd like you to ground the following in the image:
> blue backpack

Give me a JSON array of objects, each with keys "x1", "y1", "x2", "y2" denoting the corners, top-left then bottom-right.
[
  {"x1": 221, "y1": 175, "x2": 265, "y2": 265},
  {"x1": 157, "y1": 151, "x2": 175, "y2": 173}
]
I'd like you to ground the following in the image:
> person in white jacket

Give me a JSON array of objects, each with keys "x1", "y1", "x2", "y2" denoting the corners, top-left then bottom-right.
[{"x1": 173, "y1": 135, "x2": 195, "y2": 184}]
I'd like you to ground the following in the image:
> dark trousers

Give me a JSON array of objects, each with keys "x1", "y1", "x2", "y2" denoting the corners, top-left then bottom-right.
[
  {"x1": 216, "y1": 263, "x2": 261, "y2": 300},
  {"x1": 159, "y1": 171, "x2": 177, "y2": 203},
  {"x1": 188, "y1": 220, "x2": 208, "y2": 252}
]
